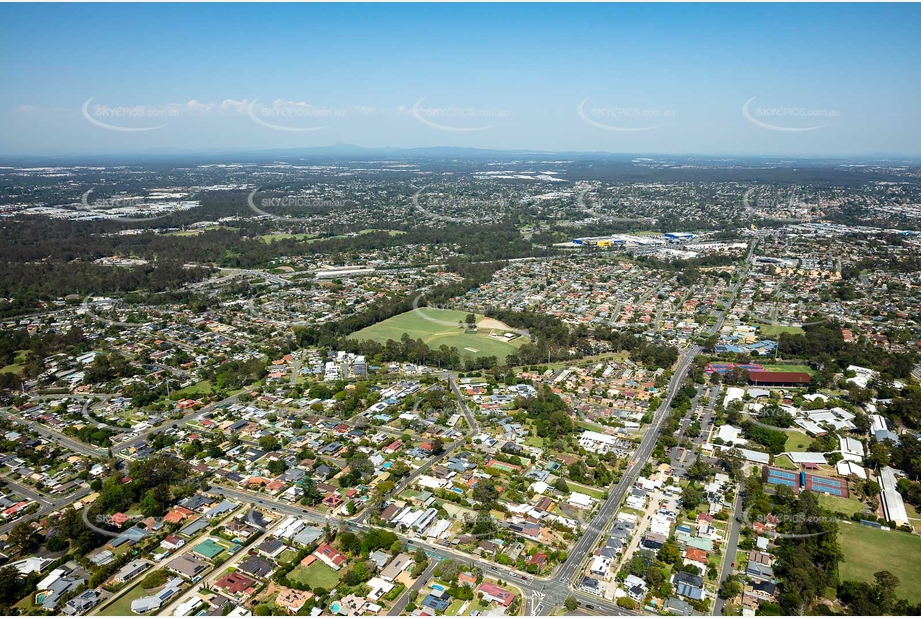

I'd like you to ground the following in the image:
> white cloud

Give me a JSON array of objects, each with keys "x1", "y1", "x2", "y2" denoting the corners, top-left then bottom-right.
[{"x1": 220, "y1": 99, "x2": 249, "y2": 114}]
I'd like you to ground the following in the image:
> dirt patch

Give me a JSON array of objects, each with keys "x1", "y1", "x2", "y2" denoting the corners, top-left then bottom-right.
[{"x1": 478, "y1": 317, "x2": 512, "y2": 331}]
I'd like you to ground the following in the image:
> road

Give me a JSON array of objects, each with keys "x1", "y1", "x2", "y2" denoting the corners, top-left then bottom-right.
[
  {"x1": 197, "y1": 340, "x2": 700, "y2": 616},
  {"x1": 17, "y1": 241, "x2": 758, "y2": 615},
  {"x1": 387, "y1": 561, "x2": 437, "y2": 616},
  {"x1": 115, "y1": 394, "x2": 241, "y2": 453},
  {"x1": 534, "y1": 346, "x2": 701, "y2": 614},
  {"x1": 354, "y1": 374, "x2": 477, "y2": 525},
  {"x1": 713, "y1": 490, "x2": 745, "y2": 615},
  {"x1": 5, "y1": 410, "x2": 108, "y2": 458},
  {"x1": 0, "y1": 476, "x2": 91, "y2": 534}
]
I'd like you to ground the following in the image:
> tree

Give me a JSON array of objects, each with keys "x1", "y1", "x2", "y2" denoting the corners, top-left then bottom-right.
[
  {"x1": 685, "y1": 457, "x2": 710, "y2": 482},
  {"x1": 338, "y1": 532, "x2": 361, "y2": 555},
  {"x1": 267, "y1": 459, "x2": 287, "y2": 475},
  {"x1": 719, "y1": 577, "x2": 742, "y2": 599},
  {"x1": 258, "y1": 435, "x2": 280, "y2": 451},
  {"x1": 6, "y1": 521, "x2": 39, "y2": 552},
  {"x1": 657, "y1": 540, "x2": 681, "y2": 566},
  {"x1": 564, "y1": 597, "x2": 579, "y2": 611},
  {"x1": 681, "y1": 483, "x2": 704, "y2": 509},
  {"x1": 0, "y1": 565, "x2": 28, "y2": 606},
  {"x1": 872, "y1": 570, "x2": 900, "y2": 613},
  {"x1": 465, "y1": 314, "x2": 477, "y2": 328},
  {"x1": 434, "y1": 559, "x2": 463, "y2": 583},
  {"x1": 389, "y1": 460, "x2": 411, "y2": 479},
  {"x1": 431, "y1": 437, "x2": 445, "y2": 455},
  {"x1": 472, "y1": 478, "x2": 499, "y2": 506}
]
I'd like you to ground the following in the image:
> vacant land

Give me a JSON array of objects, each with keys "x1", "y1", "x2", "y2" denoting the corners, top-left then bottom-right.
[
  {"x1": 351, "y1": 308, "x2": 528, "y2": 360},
  {"x1": 98, "y1": 582, "x2": 148, "y2": 616},
  {"x1": 175, "y1": 380, "x2": 214, "y2": 397},
  {"x1": 759, "y1": 324, "x2": 804, "y2": 337},
  {"x1": 838, "y1": 522, "x2": 921, "y2": 603},
  {"x1": 289, "y1": 561, "x2": 341, "y2": 590}
]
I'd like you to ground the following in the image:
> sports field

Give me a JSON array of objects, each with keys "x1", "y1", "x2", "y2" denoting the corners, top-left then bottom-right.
[
  {"x1": 838, "y1": 522, "x2": 921, "y2": 603},
  {"x1": 350, "y1": 308, "x2": 529, "y2": 360},
  {"x1": 763, "y1": 363, "x2": 815, "y2": 375}
]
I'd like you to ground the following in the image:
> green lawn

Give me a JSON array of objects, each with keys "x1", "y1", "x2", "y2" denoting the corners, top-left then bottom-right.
[
  {"x1": 817, "y1": 494, "x2": 866, "y2": 517},
  {"x1": 277, "y1": 549, "x2": 299, "y2": 565},
  {"x1": 260, "y1": 233, "x2": 315, "y2": 243},
  {"x1": 350, "y1": 308, "x2": 529, "y2": 360},
  {"x1": 523, "y1": 435, "x2": 544, "y2": 448},
  {"x1": 784, "y1": 431, "x2": 815, "y2": 452},
  {"x1": 0, "y1": 349, "x2": 27, "y2": 375},
  {"x1": 773, "y1": 454, "x2": 799, "y2": 470},
  {"x1": 758, "y1": 325, "x2": 804, "y2": 337},
  {"x1": 838, "y1": 523, "x2": 921, "y2": 603},
  {"x1": 445, "y1": 599, "x2": 466, "y2": 615},
  {"x1": 567, "y1": 483, "x2": 605, "y2": 500},
  {"x1": 98, "y1": 582, "x2": 149, "y2": 616},
  {"x1": 175, "y1": 380, "x2": 214, "y2": 397},
  {"x1": 289, "y1": 560, "x2": 341, "y2": 590}
]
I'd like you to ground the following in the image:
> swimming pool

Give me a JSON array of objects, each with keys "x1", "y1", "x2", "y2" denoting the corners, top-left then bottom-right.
[
  {"x1": 432, "y1": 584, "x2": 445, "y2": 591},
  {"x1": 330, "y1": 602, "x2": 341, "y2": 613}
]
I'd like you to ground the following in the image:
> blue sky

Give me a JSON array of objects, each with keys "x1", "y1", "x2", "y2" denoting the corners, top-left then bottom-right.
[{"x1": 1, "y1": 3, "x2": 919, "y2": 156}]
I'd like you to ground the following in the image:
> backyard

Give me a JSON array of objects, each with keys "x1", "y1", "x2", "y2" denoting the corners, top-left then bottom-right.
[{"x1": 288, "y1": 560, "x2": 341, "y2": 590}]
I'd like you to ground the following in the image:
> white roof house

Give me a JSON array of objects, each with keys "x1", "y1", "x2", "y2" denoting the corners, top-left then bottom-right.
[
  {"x1": 723, "y1": 387, "x2": 745, "y2": 407},
  {"x1": 578, "y1": 430, "x2": 621, "y2": 454},
  {"x1": 836, "y1": 460, "x2": 867, "y2": 480},
  {"x1": 839, "y1": 437, "x2": 864, "y2": 462},
  {"x1": 784, "y1": 451, "x2": 827, "y2": 465},
  {"x1": 717, "y1": 425, "x2": 745, "y2": 444},
  {"x1": 569, "y1": 492, "x2": 592, "y2": 508},
  {"x1": 870, "y1": 414, "x2": 888, "y2": 434},
  {"x1": 529, "y1": 480, "x2": 550, "y2": 495}
]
